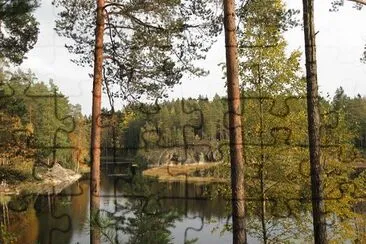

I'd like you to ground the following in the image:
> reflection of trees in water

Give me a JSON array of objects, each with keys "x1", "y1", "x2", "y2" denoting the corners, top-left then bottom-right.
[
  {"x1": 34, "y1": 181, "x2": 89, "y2": 244},
  {"x1": 35, "y1": 195, "x2": 74, "y2": 244},
  {"x1": 3, "y1": 172, "x2": 364, "y2": 243},
  {"x1": 155, "y1": 182, "x2": 229, "y2": 220},
  {"x1": 118, "y1": 197, "x2": 181, "y2": 244},
  {"x1": 0, "y1": 195, "x2": 39, "y2": 243},
  {"x1": 0, "y1": 195, "x2": 14, "y2": 243},
  {"x1": 94, "y1": 174, "x2": 183, "y2": 244},
  {"x1": 0, "y1": 181, "x2": 89, "y2": 244},
  {"x1": 94, "y1": 171, "x2": 231, "y2": 243},
  {"x1": 100, "y1": 173, "x2": 338, "y2": 243}
]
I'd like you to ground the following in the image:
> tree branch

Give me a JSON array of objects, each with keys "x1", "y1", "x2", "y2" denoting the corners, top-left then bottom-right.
[
  {"x1": 346, "y1": 0, "x2": 366, "y2": 5},
  {"x1": 125, "y1": 13, "x2": 165, "y2": 31},
  {"x1": 0, "y1": 0, "x2": 11, "y2": 9}
]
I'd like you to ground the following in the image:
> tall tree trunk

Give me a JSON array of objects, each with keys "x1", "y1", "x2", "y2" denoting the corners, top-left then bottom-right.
[
  {"x1": 257, "y1": 66, "x2": 267, "y2": 244},
  {"x1": 223, "y1": 0, "x2": 246, "y2": 243},
  {"x1": 259, "y1": 99, "x2": 267, "y2": 244},
  {"x1": 90, "y1": 0, "x2": 105, "y2": 243},
  {"x1": 302, "y1": 0, "x2": 327, "y2": 243}
]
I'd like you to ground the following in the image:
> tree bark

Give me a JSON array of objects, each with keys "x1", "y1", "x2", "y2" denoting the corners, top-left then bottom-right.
[
  {"x1": 223, "y1": 0, "x2": 246, "y2": 243},
  {"x1": 90, "y1": 0, "x2": 105, "y2": 243},
  {"x1": 302, "y1": 0, "x2": 327, "y2": 243}
]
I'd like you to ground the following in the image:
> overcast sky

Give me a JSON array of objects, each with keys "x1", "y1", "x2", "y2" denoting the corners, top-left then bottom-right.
[{"x1": 19, "y1": 0, "x2": 366, "y2": 115}]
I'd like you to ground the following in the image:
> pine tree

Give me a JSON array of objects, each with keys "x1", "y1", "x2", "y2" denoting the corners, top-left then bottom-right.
[
  {"x1": 0, "y1": 0, "x2": 39, "y2": 64},
  {"x1": 53, "y1": 0, "x2": 222, "y2": 100}
]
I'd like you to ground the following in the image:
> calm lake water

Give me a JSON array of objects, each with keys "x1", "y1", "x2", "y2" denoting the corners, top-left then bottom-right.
[
  {"x1": 3, "y1": 167, "x2": 365, "y2": 243},
  {"x1": 4, "y1": 170, "x2": 260, "y2": 244}
]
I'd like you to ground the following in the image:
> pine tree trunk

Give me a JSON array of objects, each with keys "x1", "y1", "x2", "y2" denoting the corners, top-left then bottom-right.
[
  {"x1": 90, "y1": 0, "x2": 104, "y2": 243},
  {"x1": 223, "y1": 0, "x2": 246, "y2": 243},
  {"x1": 302, "y1": 0, "x2": 327, "y2": 243}
]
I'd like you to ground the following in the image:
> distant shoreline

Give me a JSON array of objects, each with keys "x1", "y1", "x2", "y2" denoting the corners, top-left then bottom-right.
[{"x1": 142, "y1": 163, "x2": 227, "y2": 183}]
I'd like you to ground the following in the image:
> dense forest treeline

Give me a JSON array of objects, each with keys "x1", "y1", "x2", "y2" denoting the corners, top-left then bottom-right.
[
  {"x1": 4, "y1": 66, "x2": 366, "y2": 169},
  {"x1": 0, "y1": 68, "x2": 90, "y2": 183},
  {"x1": 2, "y1": 66, "x2": 366, "y2": 166},
  {"x1": 3, "y1": 67, "x2": 366, "y2": 165},
  {"x1": 101, "y1": 89, "x2": 366, "y2": 157}
]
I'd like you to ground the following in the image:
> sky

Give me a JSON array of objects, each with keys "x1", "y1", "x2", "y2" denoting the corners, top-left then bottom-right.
[{"x1": 19, "y1": 0, "x2": 366, "y2": 115}]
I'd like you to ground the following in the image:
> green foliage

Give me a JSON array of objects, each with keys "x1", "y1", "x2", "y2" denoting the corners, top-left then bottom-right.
[
  {"x1": 0, "y1": 0, "x2": 39, "y2": 64},
  {"x1": 238, "y1": 0, "x2": 303, "y2": 95},
  {"x1": 235, "y1": 1, "x2": 311, "y2": 240},
  {"x1": 215, "y1": 0, "x2": 366, "y2": 241},
  {"x1": 333, "y1": 87, "x2": 366, "y2": 152},
  {"x1": 53, "y1": 0, "x2": 222, "y2": 100},
  {"x1": 0, "y1": 67, "x2": 90, "y2": 173}
]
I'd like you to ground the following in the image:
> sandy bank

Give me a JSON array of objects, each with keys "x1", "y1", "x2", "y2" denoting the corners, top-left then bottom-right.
[{"x1": 142, "y1": 163, "x2": 227, "y2": 183}]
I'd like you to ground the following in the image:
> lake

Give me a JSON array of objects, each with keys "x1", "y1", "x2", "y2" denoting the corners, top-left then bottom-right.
[
  {"x1": 2, "y1": 168, "x2": 365, "y2": 243},
  {"x1": 2, "y1": 170, "x2": 254, "y2": 244}
]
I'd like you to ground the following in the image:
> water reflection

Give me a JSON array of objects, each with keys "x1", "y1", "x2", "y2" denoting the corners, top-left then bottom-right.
[
  {"x1": 35, "y1": 181, "x2": 90, "y2": 244},
  {"x1": 97, "y1": 173, "x2": 232, "y2": 243},
  {"x1": 0, "y1": 171, "x2": 365, "y2": 243}
]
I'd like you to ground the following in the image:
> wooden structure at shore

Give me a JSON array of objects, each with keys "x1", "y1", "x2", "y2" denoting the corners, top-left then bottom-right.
[{"x1": 101, "y1": 157, "x2": 137, "y2": 177}]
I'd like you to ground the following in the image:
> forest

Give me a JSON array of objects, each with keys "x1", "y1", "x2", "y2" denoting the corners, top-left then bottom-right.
[
  {"x1": 0, "y1": 68, "x2": 90, "y2": 183},
  {"x1": 1, "y1": 0, "x2": 366, "y2": 243},
  {"x1": 1, "y1": 66, "x2": 366, "y2": 241}
]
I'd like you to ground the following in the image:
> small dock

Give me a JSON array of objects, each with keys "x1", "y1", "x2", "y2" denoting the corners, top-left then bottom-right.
[{"x1": 101, "y1": 158, "x2": 137, "y2": 177}]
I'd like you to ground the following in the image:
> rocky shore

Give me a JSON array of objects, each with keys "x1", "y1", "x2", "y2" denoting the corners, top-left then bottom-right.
[{"x1": 0, "y1": 163, "x2": 82, "y2": 196}]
